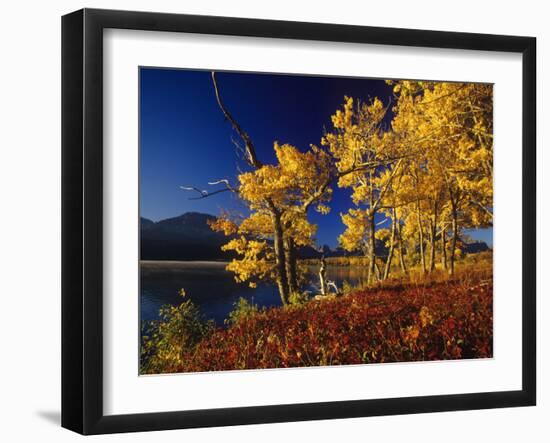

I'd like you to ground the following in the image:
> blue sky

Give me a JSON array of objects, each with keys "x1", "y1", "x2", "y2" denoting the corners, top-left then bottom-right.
[{"x1": 140, "y1": 68, "x2": 492, "y2": 248}]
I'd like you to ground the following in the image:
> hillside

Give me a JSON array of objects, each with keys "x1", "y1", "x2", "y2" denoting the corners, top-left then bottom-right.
[
  {"x1": 141, "y1": 268, "x2": 493, "y2": 374},
  {"x1": 140, "y1": 212, "x2": 231, "y2": 261}
]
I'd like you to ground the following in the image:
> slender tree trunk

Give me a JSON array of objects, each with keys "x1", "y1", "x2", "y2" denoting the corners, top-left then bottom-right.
[
  {"x1": 368, "y1": 209, "x2": 376, "y2": 284},
  {"x1": 448, "y1": 200, "x2": 458, "y2": 276},
  {"x1": 428, "y1": 226, "x2": 436, "y2": 272},
  {"x1": 284, "y1": 238, "x2": 299, "y2": 295},
  {"x1": 441, "y1": 228, "x2": 447, "y2": 270},
  {"x1": 272, "y1": 212, "x2": 290, "y2": 305},
  {"x1": 416, "y1": 200, "x2": 426, "y2": 274},
  {"x1": 383, "y1": 210, "x2": 397, "y2": 280},
  {"x1": 396, "y1": 214, "x2": 408, "y2": 275},
  {"x1": 374, "y1": 262, "x2": 382, "y2": 281},
  {"x1": 428, "y1": 206, "x2": 438, "y2": 272},
  {"x1": 319, "y1": 255, "x2": 327, "y2": 296}
]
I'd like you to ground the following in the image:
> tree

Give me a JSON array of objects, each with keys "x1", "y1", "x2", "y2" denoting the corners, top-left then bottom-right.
[
  {"x1": 210, "y1": 142, "x2": 333, "y2": 304},
  {"x1": 186, "y1": 73, "x2": 333, "y2": 305},
  {"x1": 388, "y1": 80, "x2": 493, "y2": 275},
  {"x1": 323, "y1": 96, "x2": 404, "y2": 283},
  {"x1": 192, "y1": 75, "x2": 394, "y2": 301}
]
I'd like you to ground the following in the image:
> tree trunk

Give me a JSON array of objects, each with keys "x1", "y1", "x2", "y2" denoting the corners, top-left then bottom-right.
[
  {"x1": 448, "y1": 201, "x2": 458, "y2": 276},
  {"x1": 272, "y1": 212, "x2": 290, "y2": 305},
  {"x1": 428, "y1": 228, "x2": 436, "y2": 272},
  {"x1": 284, "y1": 237, "x2": 299, "y2": 295},
  {"x1": 441, "y1": 228, "x2": 447, "y2": 270},
  {"x1": 416, "y1": 201, "x2": 426, "y2": 274},
  {"x1": 319, "y1": 255, "x2": 328, "y2": 296},
  {"x1": 383, "y1": 210, "x2": 397, "y2": 280},
  {"x1": 374, "y1": 261, "x2": 381, "y2": 281},
  {"x1": 368, "y1": 210, "x2": 376, "y2": 284},
  {"x1": 428, "y1": 210, "x2": 438, "y2": 272},
  {"x1": 396, "y1": 215, "x2": 408, "y2": 275}
]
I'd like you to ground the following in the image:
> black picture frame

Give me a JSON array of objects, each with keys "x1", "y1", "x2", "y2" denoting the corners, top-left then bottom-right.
[{"x1": 62, "y1": 8, "x2": 536, "y2": 435}]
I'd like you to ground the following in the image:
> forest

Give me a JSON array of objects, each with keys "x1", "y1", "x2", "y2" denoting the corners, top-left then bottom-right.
[{"x1": 140, "y1": 74, "x2": 493, "y2": 374}]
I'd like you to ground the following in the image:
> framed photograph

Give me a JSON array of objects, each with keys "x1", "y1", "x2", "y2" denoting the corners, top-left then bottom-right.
[{"x1": 62, "y1": 8, "x2": 536, "y2": 435}]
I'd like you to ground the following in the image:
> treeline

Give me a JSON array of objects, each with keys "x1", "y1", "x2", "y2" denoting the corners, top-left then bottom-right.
[
  {"x1": 185, "y1": 75, "x2": 493, "y2": 306},
  {"x1": 300, "y1": 249, "x2": 491, "y2": 270}
]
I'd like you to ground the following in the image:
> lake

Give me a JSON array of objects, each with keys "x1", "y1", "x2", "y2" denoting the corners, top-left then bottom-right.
[{"x1": 140, "y1": 261, "x2": 370, "y2": 325}]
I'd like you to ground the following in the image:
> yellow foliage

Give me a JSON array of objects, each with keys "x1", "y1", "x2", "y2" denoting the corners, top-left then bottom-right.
[
  {"x1": 208, "y1": 217, "x2": 238, "y2": 236},
  {"x1": 339, "y1": 208, "x2": 369, "y2": 253},
  {"x1": 210, "y1": 141, "x2": 334, "y2": 291},
  {"x1": 207, "y1": 78, "x2": 492, "y2": 291}
]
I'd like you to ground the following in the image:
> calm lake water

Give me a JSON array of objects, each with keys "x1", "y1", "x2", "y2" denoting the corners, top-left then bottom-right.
[{"x1": 140, "y1": 261, "x2": 371, "y2": 325}]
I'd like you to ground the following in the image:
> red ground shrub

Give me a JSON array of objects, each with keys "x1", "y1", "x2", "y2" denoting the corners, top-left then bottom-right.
[{"x1": 174, "y1": 279, "x2": 493, "y2": 373}]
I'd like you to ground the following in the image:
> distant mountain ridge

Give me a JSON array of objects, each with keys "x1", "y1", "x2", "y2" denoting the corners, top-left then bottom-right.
[
  {"x1": 140, "y1": 212, "x2": 231, "y2": 261},
  {"x1": 140, "y1": 212, "x2": 490, "y2": 261}
]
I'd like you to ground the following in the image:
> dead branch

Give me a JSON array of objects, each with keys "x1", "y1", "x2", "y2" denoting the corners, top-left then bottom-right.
[
  {"x1": 211, "y1": 72, "x2": 263, "y2": 169},
  {"x1": 180, "y1": 179, "x2": 236, "y2": 200}
]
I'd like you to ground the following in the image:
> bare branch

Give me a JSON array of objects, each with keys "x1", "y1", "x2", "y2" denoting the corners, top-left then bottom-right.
[
  {"x1": 301, "y1": 175, "x2": 333, "y2": 213},
  {"x1": 208, "y1": 178, "x2": 237, "y2": 193},
  {"x1": 211, "y1": 72, "x2": 263, "y2": 169},
  {"x1": 180, "y1": 184, "x2": 234, "y2": 200},
  {"x1": 467, "y1": 195, "x2": 494, "y2": 221},
  {"x1": 372, "y1": 158, "x2": 405, "y2": 211},
  {"x1": 210, "y1": 72, "x2": 283, "y2": 216},
  {"x1": 188, "y1": 188, "x2": 232, "y2": 200},
  {"x1": 208, "y1": 179, "x2": 230, "y2": 186},
  {"x1": 338, "y1": 155, "x2": 406, "y2": 178},
  {"x1": 179, "y1": 186, "x2": 208, "y2": 197}
]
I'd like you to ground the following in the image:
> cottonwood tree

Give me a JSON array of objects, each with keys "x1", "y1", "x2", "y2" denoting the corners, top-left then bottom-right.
[
  {"x1": 209, "y1": 142, "x2": 333, "y2": 304},
  {"x1": 323, "y1": 97, "x2": 405, "y2": 283},
  {"x1": 389, "y1": 80, "x2": 493, "y2": 275},
  {"x1": 331, "y1": 81, "x2": 492, "y2": 279},
  {"x1": 185, "y1": 73, "x2": 333, "y2": 305}
]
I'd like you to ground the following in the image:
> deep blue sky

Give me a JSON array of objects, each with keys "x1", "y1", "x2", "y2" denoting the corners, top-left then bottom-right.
[{"x1": 140, "y1": 68, "x2": 492, "y2": 248}]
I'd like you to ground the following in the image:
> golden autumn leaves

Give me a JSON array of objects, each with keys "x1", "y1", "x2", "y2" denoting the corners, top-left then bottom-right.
[
  {"x1": 209, "y1": 80, "x2": 493, "y2": 302},
  {"x1": 323, "y1": 82, "x2": 493, "y2": 280},
  {"x1": 209, "y1": 142, "x2": 333, "y2": 297}
]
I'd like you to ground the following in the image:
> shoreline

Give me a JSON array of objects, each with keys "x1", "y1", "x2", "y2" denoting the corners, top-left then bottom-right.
[{"x1": 140, "y1": 260, "x2": 230, "y2": 268}]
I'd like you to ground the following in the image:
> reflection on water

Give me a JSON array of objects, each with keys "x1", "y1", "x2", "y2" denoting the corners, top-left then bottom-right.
[{"x1": 140, "y1": 261, "x2": 370, "y2": 325}]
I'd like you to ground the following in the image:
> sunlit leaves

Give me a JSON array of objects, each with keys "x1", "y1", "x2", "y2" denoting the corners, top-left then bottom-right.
[
  {"x1": 208, "y1": 217, "x2": 238, "y2": 236},
  {"x1": 339, "y1": 208, "x2": 369, "y2": 253},
  {"x1": 210, "y1": 142, "x2": 334, "y2": 294}
]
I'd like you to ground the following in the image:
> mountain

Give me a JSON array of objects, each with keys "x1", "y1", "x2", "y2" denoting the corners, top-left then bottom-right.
[
  {"x1": 140, "y1": 217, "x2": 155, "y2": 230},
  {"x1": 140, "y1": 212, "x2": 490, "y2": 261},
  {"x1": 140, "y1": 212, "x2": 231, "y2": 261},
  {"x1": 460, "y1": 240, "x2": 490, "y2": 254}
]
